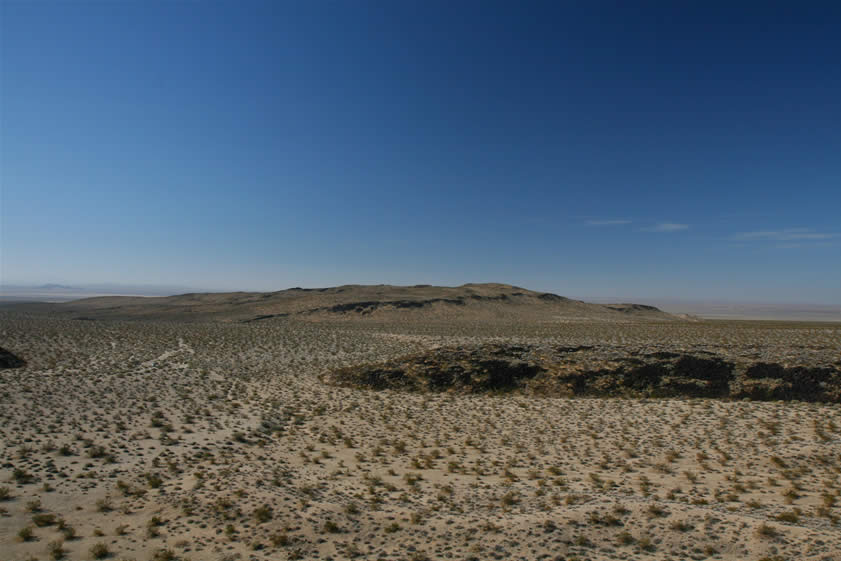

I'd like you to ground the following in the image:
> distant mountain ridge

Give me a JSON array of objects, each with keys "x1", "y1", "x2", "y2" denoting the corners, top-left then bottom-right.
[
  {"x1": 0, "y1": 282, "x2": 198, "y2": 302},
  {"x1": 1, "y1": 283, "x2": 682, "y2": 324}
]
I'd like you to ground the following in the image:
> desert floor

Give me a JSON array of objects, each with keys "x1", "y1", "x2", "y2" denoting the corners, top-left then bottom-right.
[{"x1": 1, "y1": 313, "x2": 840, "y2": 561}]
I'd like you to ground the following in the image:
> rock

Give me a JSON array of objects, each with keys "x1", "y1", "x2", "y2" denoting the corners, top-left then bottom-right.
[
  {"x1": 0, "y1": 347, "x2": 26, "y2": 368},
  {"x1": 327, "y1": 343, "x2": 841, "y2": 403}
]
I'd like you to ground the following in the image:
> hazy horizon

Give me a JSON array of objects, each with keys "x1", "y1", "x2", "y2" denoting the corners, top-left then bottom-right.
[
  {"x1": 3, "y1": 1, "x2": 840, "y2": 304},
  {"x1": 2, "y1": 277, "x2": 841, "y2": 305}
]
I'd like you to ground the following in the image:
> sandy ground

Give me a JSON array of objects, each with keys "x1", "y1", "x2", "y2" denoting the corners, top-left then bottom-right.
[{"x1": 1, "y1": 313, "x2": 840, "y2": 561}]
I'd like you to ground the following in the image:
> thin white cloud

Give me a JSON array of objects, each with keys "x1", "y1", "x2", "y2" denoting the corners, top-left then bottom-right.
[
  {"x1": 642, "y1": 222, "x2": 689, "y2": 232},
  {"x1": 731, "y1": 228, "x2": 839, "y2": 242},
  {"x1": 586, "y1": 219, "x2": 631, "y2": 226}
]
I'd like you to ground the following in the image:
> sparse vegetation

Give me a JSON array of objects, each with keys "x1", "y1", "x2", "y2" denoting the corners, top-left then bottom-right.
[{"x1": 0, "y1": 302, "x2": 838, "y2": 560}]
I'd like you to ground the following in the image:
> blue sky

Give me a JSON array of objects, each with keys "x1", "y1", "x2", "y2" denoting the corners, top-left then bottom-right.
[{"x1": 2, "y1": 1, "x2": 840, "y2": 303}]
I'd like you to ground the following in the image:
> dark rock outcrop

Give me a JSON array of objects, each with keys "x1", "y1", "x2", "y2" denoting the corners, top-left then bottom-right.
[
  {"x1": 327, "y1": 344, "x2": 841, "y2": 403},
  {"x1": 606, "y1": 304, "x2": 662, "y2": 313},
  {"x1": 310, "y1": 298, "x2": 469, "y2": 315},
  {"x1": 0, "y1": 347, "x2": 26, "y2": 369},
  {"x1": 331, "y1": 345, "x2": 542, "y2": 393},
  {"x1": 735, "y1": 363, "x2": 841, "y2": 402}
]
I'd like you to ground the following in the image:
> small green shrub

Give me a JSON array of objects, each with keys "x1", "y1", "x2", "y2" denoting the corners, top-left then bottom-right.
[{"x1": 18, "y1": 525, "x2": 35, "y2": 542}]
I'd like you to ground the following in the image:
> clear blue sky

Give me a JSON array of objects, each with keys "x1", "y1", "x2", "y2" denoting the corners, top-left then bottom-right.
[{"x1": 2, "y1": 1, "x2": 840, "y2": 303}]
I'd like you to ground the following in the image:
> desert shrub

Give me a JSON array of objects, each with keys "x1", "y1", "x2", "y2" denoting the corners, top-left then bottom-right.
[
  {"x1": 18, "y1": 525, "x2": 35, "y2": 541},
  {"x1": 574, "y1": 535, "x2": 592, "y2": 547},
  {"x1": 775, "y1": 510, "x2": 799, "y2": 523},
  {"x1": 647, "y1": 504, "x2": 668, "y2": 518},
  {"x1": 587, "y1": 511, "x2": 622, "y2": 526},
  {"x1": 638, "y1": 535, "x2": 655, "y2": 551},
  {"x1": 151, "y1": 549, "x2": 176, "y2": 561},
  {"x1": 13, "y1": 468, "x2": 35, "y2": 483},
  {"x1": 270, "y1": 532, "x2": 290, "y2": 546},
  {"x1": 669, "y1": 520, "x2": 693, "y2": 532},
  {"x1": 90, "y1": 542, "x2": 110, "y2": 559},
  {"x1": 344, "y1": 502, "x2": 359, "y2": 515},
  {"x1": 116, "y1": 480, "x2": 133, "y2": 496},
  {"x1": 145, "y1": 473, "x2": 163, "y2": 488},
  {"x1": 617, "y1": 530, "x2": 635, "y2": 545},
  {"x1": 756, "y1": 523, "x2": 780, "y2": 538},
  {"x1": 88, "y1": 445, "x2": 107, "y2": 459},
  {"x1": 500, "y1": 491, "x2": 519, "y2": 506},
  {"x1": 48, "y1": 540, "x2": 66, "y2": 560},
  {"x1": 33, "y1": 513, "x2": 57, "y2": 526},
  {"x1": 58, "y1": 521, "x2": 77, "y2": 540},
  {"x1": 253, "y1": 504, "x2": 273, "y2": 523}
]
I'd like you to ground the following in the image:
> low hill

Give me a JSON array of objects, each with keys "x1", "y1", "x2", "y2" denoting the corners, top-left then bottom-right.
[{"x1": 4, "y1": 283, "x2": 680, "y2": 323}]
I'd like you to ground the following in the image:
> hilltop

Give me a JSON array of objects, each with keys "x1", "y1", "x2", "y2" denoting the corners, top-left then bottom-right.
[{"x1": 5, "y1": 283, "x2": 679, "y2": 323}]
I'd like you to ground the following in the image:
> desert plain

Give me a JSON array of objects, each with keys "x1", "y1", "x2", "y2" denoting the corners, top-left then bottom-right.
[{"x1": 1, "y1": 284, "x2": 840, "y2": 561}]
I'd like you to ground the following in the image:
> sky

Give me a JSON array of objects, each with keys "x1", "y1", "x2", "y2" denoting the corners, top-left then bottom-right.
[{"x1": 2, "y1": 0, "x2": 840, "y2": 304}]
